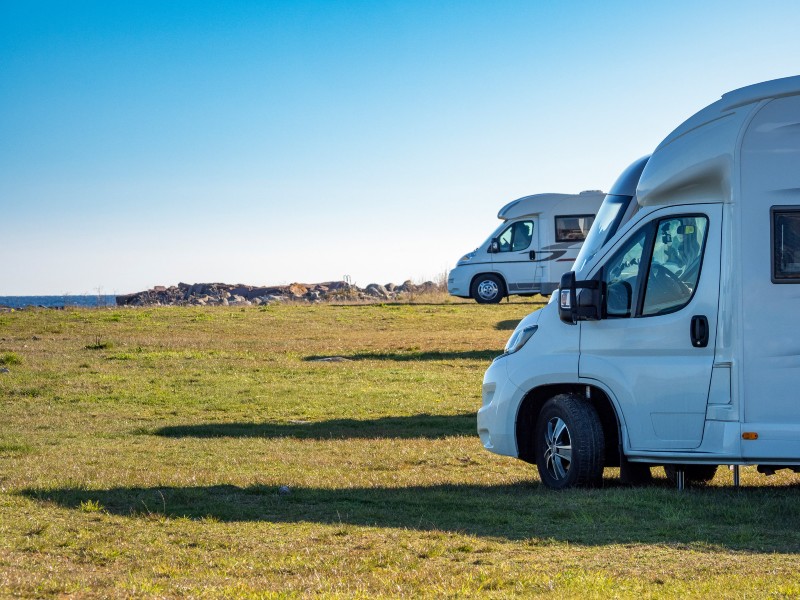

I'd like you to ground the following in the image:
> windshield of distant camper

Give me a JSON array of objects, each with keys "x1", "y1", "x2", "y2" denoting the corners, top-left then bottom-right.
[{"x1": 573, "y1": 194, "x2": 632, "y2": 273}]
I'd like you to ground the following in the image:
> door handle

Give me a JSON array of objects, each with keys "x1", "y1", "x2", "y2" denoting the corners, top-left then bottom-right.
[
  {"x1": 529, "y1": 250, "x2": 536, "y2": 260},
  {"x1": 691, "y1": 315, "x2": 709, "y2": 348}
]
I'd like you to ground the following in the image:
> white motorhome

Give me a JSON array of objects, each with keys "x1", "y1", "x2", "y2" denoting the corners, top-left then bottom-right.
[
  {"x1": 478, "y1": 76, "x2": 800, "y2": 489},
  {"x1": 448, "y1": 191, "x2": 604, "y2": 303}
]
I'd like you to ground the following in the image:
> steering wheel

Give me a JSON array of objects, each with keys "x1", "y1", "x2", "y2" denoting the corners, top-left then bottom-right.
[{"x1": 647, "y1": 263, "x2": 691, "y2": 309}]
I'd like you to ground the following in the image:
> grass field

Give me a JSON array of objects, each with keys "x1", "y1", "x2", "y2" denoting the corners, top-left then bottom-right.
[{"x1": 1, "y1": 301, "x2": 800, "y2": 598}]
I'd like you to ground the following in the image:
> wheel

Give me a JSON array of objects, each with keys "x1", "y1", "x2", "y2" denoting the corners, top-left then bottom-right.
[
  {"x1": 470, "y1": 274, "x2": 505, "y2": 304},
  {"x1": 534, "y1": 394, "x2": 605, "y2": 489},
  {"x1": 663, "y1": 464, "x2": 718, "y2": 486}
]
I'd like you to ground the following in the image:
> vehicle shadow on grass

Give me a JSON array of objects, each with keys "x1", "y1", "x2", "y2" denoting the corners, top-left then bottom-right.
[
  {"x1": 495, "y1": 319, "x2": 521, "y2": 331},
  {"x1": 153, "y1": 413, "x2": 476, "y2": 439},
  {"x1": 20, "y1": 481, "x2": 800, "y2": 552},
  {"x1": 305, "y1": 350, "x2": 500, "y2": 362}
]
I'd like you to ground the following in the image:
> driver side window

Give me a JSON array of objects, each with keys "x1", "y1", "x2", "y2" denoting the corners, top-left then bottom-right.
[
  {"x1": 642, "y1": 216, "x2": 708, "y2": 316},
  {"x1": 497, "y1": 220, "x2": 534, "y2": 253},
  {"x1": 603, "y1": 229, "x2": 647, "y2": 318}
]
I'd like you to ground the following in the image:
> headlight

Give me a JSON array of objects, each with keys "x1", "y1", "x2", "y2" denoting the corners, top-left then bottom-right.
[
  {"x1": 459, "y1": 251, "x2": 476, "y2": 263},
  {"x1": 503, "y1": 324, "x2": 538, "y2": 355}
]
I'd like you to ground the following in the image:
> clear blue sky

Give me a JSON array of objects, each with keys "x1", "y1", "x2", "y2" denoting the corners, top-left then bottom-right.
[{"x1": 2, "y1": 0, "x2": 799, "y2": 294}]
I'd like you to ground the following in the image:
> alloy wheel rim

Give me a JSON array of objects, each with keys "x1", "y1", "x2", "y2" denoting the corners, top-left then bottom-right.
[{"x1": 544, "y1": 417, "x2": 572, "y2": 480}]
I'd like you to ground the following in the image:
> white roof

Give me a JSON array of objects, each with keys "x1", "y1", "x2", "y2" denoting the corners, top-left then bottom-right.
[
  {"x1": 638, "y1": 76, "x2": 800, "y2": 207},
  {"x1": 657, "y1": 76, "x2": 800, "y2": 151},
  {"x1": 497, "y1": 190, "x2": 605, "y2": 220}
]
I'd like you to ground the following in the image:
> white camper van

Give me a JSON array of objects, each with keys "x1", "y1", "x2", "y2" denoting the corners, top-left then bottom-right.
[
  {"x1": 448, "y1": 191, "x2": 604, "y2": 303},
  {"x1": 479, "y1": 76, "x2": 800, "y2": 489}
]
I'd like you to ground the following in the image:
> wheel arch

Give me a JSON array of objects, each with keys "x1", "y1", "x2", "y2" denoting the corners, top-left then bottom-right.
[{"x1": 515, "y1": 383, "x2": 621, "y2": 467}]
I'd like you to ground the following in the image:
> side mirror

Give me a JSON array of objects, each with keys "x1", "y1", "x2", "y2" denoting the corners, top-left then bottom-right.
[
  {"x1": 558, "y1": 272, "x2": 605, "y2": 325},
  {"x1": 489, "y1": 239, "x2": 499, "y2": 253},
  {"x1": 559, "y1": 272, "x2": 578, "y2": 324}
]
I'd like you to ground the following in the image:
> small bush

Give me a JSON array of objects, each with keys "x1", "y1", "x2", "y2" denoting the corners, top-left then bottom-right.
[
  {"x1": 0, "y1": 352, "x2": 21, "y2": 365},
  {"x1": 79, "y1": 499, "x2": 104, "y2": 513}
]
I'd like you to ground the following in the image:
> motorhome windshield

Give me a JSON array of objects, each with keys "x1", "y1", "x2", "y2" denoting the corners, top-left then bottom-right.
[{"x1": 573, "y1": 194, "x2": 632, "y2": 273}]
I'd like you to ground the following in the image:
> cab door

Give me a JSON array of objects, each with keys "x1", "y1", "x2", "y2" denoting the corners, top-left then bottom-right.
[
  {"x1": 492, "y1": 218, "x2": 540, "y2": 293},
  {"x1": 579, "y1": 204, "x2": 722, "y2": 450}
]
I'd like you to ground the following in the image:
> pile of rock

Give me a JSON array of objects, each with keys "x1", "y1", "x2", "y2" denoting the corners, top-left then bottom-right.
[{"x1": 115, "y1": 280, "x2": 443, "y2": 307}]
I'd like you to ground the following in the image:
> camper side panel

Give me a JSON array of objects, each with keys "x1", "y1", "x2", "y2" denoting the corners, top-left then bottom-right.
[{"x1": 740, "y1": 95, "x2": 800, "y2": 459}]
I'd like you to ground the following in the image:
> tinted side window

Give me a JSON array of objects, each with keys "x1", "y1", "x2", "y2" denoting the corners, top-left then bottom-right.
[
  {"x1": 555, "y1": 214, "x2": 595, "y2": 242},
  {"x1": 642, "y1": 216, "x2": 708, "y2": 316},
  {"x1": 772, "y1": 207, "x2": 800, "y2": 282}
]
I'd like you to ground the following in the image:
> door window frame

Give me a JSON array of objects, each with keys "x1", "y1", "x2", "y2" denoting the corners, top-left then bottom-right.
[
  {"x1": 598, "y1": 212, "x2": 710, "y2": 319},
  {"x1": 770, "y1": 206, "x2": 800, "y2": 283}
]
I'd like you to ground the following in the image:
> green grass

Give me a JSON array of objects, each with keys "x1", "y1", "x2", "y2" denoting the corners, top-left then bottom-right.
[
  {"x1": 1, "y1": 301, "x2": 800, "y2": 598},
  {"x1": 0, "y1": 351, "x2": 22, "y2": 365}
]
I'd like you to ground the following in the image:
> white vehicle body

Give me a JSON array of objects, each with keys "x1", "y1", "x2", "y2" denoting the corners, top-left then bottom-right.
[
  {"x1": 448, "y1": 191, "x2": 605, "y2": 303},
  {"x1": 479, "y1": 76, "x2": 800, "y2": 488}
]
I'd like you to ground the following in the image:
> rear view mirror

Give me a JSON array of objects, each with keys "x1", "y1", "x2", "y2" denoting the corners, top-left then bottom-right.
[
  {"x1": 489, "y1": 239, "x2": 499, "y2": 253},
  {"x1": 559, "y1": 272, "x2": 605, "y2": 324}
]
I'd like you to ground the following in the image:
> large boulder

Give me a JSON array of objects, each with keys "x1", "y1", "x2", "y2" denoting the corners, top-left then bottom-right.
[
  {"x1": 365, "y1": 283, "x2": 391, "y2": 299},
  {"x1": 288, "y1": 283, "x2": 307, "y2": 298}
]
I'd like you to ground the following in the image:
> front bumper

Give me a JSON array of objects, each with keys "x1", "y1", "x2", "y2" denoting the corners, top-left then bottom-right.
[
  {"x1": 477, "y1": 356, "x2": 522, "y2": 457},
  {"x1": 447, "y1": 265, "x2": 472, "y2": 297}
]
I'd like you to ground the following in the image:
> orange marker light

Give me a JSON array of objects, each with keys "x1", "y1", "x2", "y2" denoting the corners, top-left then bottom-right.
[{"x1": 742, "y1": 432, "x2": 759, "y2": 440}]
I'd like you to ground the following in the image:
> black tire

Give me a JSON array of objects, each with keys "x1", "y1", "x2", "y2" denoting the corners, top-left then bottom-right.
[
  {"x1": 534, "y1": 394, "x2": 605, "y2": 489},
  {"x1": 471, "y1": 274, "x2": 505, "y2": 304},
  {"x1": 663, "y1": 464, "x2": 718, "y2": 486}
]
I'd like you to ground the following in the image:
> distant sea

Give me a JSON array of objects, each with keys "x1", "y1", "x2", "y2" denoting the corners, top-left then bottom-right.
[{"x1": 0, "y1": 295, "x2": 117, "y2": 309}]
